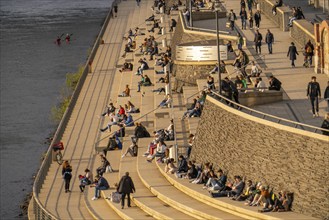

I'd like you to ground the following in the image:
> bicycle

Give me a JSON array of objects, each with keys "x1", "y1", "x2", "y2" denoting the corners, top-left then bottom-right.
[{"x1": 52, "y1": 142, "x2": 64, "y2": 165}]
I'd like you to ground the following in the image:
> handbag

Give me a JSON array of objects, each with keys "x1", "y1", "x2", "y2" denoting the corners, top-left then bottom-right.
[
  {"x1": 226, "y1": 21, "x2": 231, "y2": 28},
  {"x1": 110, "y1": 192, "x2": 122, "y2": 203}
]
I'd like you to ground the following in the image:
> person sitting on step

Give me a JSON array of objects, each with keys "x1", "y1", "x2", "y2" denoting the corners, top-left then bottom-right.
[{"x1": 118, "y1": 84, "x2": 130, "y2": 97}]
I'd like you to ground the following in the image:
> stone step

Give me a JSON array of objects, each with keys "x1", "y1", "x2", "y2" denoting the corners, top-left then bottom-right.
[
  {"x1": 104, "y1": 138, "x2": 191, "y2": 219},
  {"x1": 155, "y1": 162, "x2": 317, "y2": 220},
  {"x1": 137, "y1": 145, "x2": 243, "y2": 220}
]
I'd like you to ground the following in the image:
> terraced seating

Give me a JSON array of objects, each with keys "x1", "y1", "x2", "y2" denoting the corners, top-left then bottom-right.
[{"x1": 154, "y1": 161, "x2": 317, "y2": 220}]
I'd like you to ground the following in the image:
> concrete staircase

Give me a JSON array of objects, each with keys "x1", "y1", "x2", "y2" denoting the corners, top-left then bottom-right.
[{"x1": 37, "y1": 0, "x2": 319, "y2": 219}]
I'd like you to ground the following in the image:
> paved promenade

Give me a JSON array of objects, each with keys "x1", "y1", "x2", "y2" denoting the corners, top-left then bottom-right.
[
  {"x1": 194, "y1": 0, "x2": 328, "y2": 128},
  {"x1": 36, "y1": 1, "x2": 136, "y2": 219}
]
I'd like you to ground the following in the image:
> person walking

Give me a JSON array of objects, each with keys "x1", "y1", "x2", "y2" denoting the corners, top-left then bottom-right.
[
  {"x1": 248, "y1": 10, "x2": 253, "y2": 29},
  {"x1": 265, "y1": 29, "x2": 274, "y2": 54},
  {"x1": 324, "y1": 81, "x2": 329, "y2": 111},
  {"x1": 247, "y1": 0, "x2": 253, "y2": 11},
  {"x1": 113, "y1": 5, "x2": 118, "y2": 17},
  {"x1": 62, "y1": 161, "x2": 72, "y2": 193},
  {"x1": 228, "y1": 9, "x2": 237, "y2": 31},
  {"x1": 307, "y1": 76, "x2": 321, "y2": 118},
  {"x1": 304, "y1": 39, "x2": 314, "y2": 67},
  {"x1": 237, "y1": 33, "x2": 244, "y2": 50},
  {"x1": 117, "y1": 172, "x2": 135, "y2": 209},
  {"x1": 254, "y1": 30, "x2": 263, "y2": 54},
  {"x1": 287, "y1": 42, "x2": 298, "y2": 67},
  {"x1": 254, "y1": 10, "x2": 261, "y2": 28},
  {"x1": 240, "y1": 7, "x2": 247, "y2": 30}
]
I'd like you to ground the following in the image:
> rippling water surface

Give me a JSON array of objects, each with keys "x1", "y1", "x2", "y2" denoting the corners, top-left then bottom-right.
[{"x1": 0, "y1": 0, "x2": 112, "y2": 218}]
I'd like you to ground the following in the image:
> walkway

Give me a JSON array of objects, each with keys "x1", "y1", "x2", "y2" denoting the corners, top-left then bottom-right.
[
  {"x1": 37, "y1": 1, "x2": 135, "y2": 219},
  {"x1": 194, "y1": 0, "x2": 328, "y2": 128}
]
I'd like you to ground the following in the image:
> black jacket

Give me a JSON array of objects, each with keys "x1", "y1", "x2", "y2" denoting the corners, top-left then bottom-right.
[
  {"x1": 177, "y1": 158, "x2": 188, "y2": 173},
  {"x1": 287, "y1": 45, "x2": 298, "y2": 60},
  {"x1": 307, "y1": 82, "x2": 321, "y2": 97},
  {"x1": 117, "y1": 175, "x2": 135, "y2": 194},
  {"x1": 269, "y1": 77, "x2": 282, "y2": 91},
  {"x1": 324, "y1": 86, "x2": 329, "y2": 99},
  {"x1": 265, "y1": 32, "x2": 274, "y2": 43}
]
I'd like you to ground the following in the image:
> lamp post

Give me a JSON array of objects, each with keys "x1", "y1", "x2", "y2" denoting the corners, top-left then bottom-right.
[
  {"x1": 189, "y1": 0, "x2": 193, "y2": 27},
  {"x1": 214, "y1": 0, "x2": 222, "y2": 94}
]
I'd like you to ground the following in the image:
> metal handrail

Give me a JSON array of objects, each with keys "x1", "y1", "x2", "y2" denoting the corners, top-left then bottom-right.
[
  {"x1": 179, "y1": 11, "x2": 238, "y2": 39},
  {"x1": 185, "y1": 88, "x2": 206, "y2": 103},
  {"x1": 31, "y1": 1, "x2": 121, "y2": 219},
  {"x1": 94, "y1": 105, "x2": 161, "y2": 146},
  {"x1": 226, "y1": 54, "x2": 266, "y2": 79},
  {"x1": 210, "y1": 90, "x2": 329, "y2": 134}
]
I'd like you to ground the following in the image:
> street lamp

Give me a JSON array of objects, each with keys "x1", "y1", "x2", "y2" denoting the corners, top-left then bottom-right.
[{"x1": 214, "y1": 0, "x2": 222, "y2": 94}]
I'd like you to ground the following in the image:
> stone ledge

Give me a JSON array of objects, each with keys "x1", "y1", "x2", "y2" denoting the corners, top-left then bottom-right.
[{"x1": 259, "y1": 0, "x2": 291, "y2": 32}]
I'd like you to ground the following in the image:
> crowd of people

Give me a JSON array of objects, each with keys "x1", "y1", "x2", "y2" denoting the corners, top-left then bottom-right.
[
  {"x1": 165, "y1": 158, "x2": 294, "y2": 213},
  {"x1": 58, "y1": 0, "x2": 329, "y2": 216}
]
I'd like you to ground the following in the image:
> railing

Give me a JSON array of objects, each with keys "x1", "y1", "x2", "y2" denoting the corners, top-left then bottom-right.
[
  {"x1": 210, "y1": 90, "x2": 329, "y2": 135},
  {"x1": 94, "y1": 105, "x2": 161, "y2": 149},
  {"x1": 31, "y1": 1, "x2": 121, "y2": 219},
  {"x1": 178, "y1": 11, "x2": 239, "y2": 42}
]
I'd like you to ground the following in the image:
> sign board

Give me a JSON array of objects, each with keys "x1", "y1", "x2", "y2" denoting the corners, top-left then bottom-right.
[{"x1": 176, "y1": 45, "x2": 228, "y2": 61}]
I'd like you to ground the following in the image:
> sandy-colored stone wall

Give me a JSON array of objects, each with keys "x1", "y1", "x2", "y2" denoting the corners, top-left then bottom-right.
[
  {"x1": 191, "y1": 96, "x2": 329, "y2": 219},
  {"x1": 290, "y1": 20, "x2": 315, "y2": 48},
  {"x1": 259, "y1": 0, "x2": 291, "y2": 32}
]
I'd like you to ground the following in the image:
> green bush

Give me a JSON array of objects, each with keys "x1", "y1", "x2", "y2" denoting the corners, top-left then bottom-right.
[
  {"x1": 51, "y1": 64, "x2": 85, "y2": 123},
  {"x1": 66, "y1": 65, "x2": 84, "y2": 91}
]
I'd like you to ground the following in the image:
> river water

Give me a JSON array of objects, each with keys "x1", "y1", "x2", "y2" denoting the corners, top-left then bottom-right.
[{"x1": 0, "y1": 0, "x2": 113, "y2": 218}]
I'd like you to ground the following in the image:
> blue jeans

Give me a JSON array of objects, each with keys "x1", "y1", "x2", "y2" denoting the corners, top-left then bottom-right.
[
  {"x1": 241, "y1": 18, "x2": 246, "y2": 29},
  {"x1": 267, "y1": 43, "x2": 272, "y2": 54},
  {"x1": 95, "y1": 186, "x2": 108, "y2": 197}
]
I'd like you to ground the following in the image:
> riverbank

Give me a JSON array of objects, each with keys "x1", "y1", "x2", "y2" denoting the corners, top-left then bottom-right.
[{"x1": 0, "y1": 0, "x2": 113, "y2": 218}]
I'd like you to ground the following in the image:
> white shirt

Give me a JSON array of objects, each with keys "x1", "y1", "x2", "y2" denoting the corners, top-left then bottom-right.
[
  {"x1": 257, "y1": 81, "x2": 266, "y2": 92},
  {"x1": 156, "y1": 143, "x2": 166, "y2": 153}
]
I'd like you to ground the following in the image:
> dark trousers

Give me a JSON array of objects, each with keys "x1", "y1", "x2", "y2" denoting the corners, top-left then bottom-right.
[
  {"x1": 121, "y1": 193, "x2": 131, "y2": 207},
  {"x1": 310, "y1": 96, "x2": 319, "y2": 114},
  {"x1": 233, "y1": 92, "x2": 240, "y2": 105},
  {"x1": 255, "y1": 20, "x2": 260, "y2": 28},
  {"x1": 64, "y1": 178, "x2": 71, "y2": 191},
  {"x1": 255, "y1": 43, "x2": 261, "y2": 54},
  {"x1": 291, "y1": 60, "x2": 295, "y2": 67},
  {"x1": 230, "y1": 21, "x2": 235, "y2": 30}
]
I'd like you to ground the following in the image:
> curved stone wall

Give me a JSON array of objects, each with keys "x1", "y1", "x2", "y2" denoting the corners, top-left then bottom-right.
[{"x1": 191, "y1": 96, "x2": 329, "y2": 219}]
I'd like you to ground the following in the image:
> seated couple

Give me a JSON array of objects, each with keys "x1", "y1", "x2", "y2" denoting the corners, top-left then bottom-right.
[{"x1": 119, "y1": 62, "x2": 133, "y2": 72}]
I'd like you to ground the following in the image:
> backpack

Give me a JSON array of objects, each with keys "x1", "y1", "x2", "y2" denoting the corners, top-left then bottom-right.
[{"x1": 63, "y1": 171, "x2": 72, "y2": 179}]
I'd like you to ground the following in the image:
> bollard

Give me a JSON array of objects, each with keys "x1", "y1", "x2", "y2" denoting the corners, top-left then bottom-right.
[
  {"x1": 160, "y1": 16, "x2": 164, "y2": 24},
  {"x1": 162, "y1": 27, "x2": 166, "y2": 35},
  {"x1": 162, "y1": 38, "x2": 167, "y2": 47}
]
